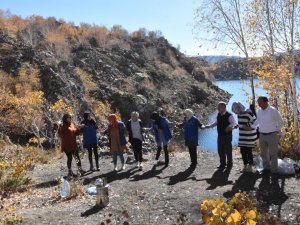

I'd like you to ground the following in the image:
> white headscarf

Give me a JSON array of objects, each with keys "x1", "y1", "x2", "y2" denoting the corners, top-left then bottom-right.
[
  {"x1": 184, "y1": 109, "x2": 194, "y2": 120},
  {"x1": 232, "y1": 102, "x2": 245, "y2": 114}
]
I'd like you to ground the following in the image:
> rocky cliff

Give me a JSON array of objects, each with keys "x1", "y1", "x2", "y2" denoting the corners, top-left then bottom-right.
[{"x1": 0, "y1": 15, "x2": 230, "y2": 131}]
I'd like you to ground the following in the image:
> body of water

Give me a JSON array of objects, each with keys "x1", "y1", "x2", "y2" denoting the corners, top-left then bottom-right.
[{"x1": 198, "y1": 77, "x2": 300, "y2": 152}]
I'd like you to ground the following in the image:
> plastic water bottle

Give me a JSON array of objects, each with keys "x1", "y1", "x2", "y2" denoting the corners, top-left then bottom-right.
[
  {"x1": 254, "y1": 155, "x2": 264, "y2": 173},
  {"x1": 60, "y1": 177, "x2": 70, "y2": 198}
]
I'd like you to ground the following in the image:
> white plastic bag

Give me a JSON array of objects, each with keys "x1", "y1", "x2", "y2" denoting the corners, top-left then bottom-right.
[
  {"x1": 254, "y1": 155, "x2": 264, "y2": 173},
  {"x1": 60, "y1": 177, "x2": 71, "y2": 198},
  {"x1": 86, "y1": 186, "x2": 97, "y2": 195},
  {"x1": 278, "y1": 158, "x2": 295, "y2": 175}
]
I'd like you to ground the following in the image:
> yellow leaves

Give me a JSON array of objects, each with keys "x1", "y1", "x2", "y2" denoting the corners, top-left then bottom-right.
[
  {"x1": 246, "y1": 219, "x2": 256, "y2": 225},
  {"x1": 15, "y1": 65, "x2": 41, "y2": 96},
  {"x1": 201, "y1": 202, "x2": 209, "y2": 213},
  {"x1": 75, "y1": 67, "x2": 97, "y2": 91},
  {"x1": 28, "y1": 137, "x2": 46, "y2": 145},
  {"x1": 0, "y1": 146, "x2": 40, "y2": 192},
  {"x1": 253, "y1": 57, "x2": 299, "y2": 154},
  {"x1": 0, "y1": 206, "x2": 23, "y2": 225},
  {"x1": 201, "y1": 193, "x2": 258, "y2": 225},
  {"x1": 227, "y1": 210, "x2": 241, "y2": 224},
  {"x1": 216, "y1": 198, "x2": 224, "y2": 207},
  {"x1": 212, "y1": 207, "x2": 222, "y2": 216},
  {"x1": 49, "y1": 98, "x2": 73, "y2": 114},
  {"x1": 203, "y1": 214, "x2": 212, "y2": 223},
  {"x1": 246, "y1": 210, "x2": 256, "y2": 220}
]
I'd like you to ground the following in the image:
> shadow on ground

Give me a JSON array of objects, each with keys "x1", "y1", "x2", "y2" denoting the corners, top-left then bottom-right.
[
  {"x1": 81, "y1": 205, "x2": 105, "y2": 217},
  {"x1": 130, "y1": 165, "x2": 167, "y2": 181},
  {"x1": 164, "y1": 165, "x2": 197, "y2": 185},
  {"x1": 200, "y1": 167, "x2": 233, "y2": 190}
]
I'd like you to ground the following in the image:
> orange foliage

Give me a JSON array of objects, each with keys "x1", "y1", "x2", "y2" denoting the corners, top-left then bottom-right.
[
  {"x1": 111, "y1": 25, "x2": 128, "y2": 39},
  {"x1": 45, "y1": 30, "x2": 70, "y2": 59},
  {"x1": 14, "y1": 65, "x2": 41, "y2": 96},
  {"x1": 58, "y1": 23, "x2": 79, "y2": 40}
]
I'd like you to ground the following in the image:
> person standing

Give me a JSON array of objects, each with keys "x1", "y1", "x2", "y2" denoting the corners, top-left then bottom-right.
[
  {"x1": 182, "y1": 109, "x2": 205, "y2": 168},
  {"x1": 57, "y1": 113, "x2": 85, "y2": 177},
  {"x1": 81, "y1": 111, "x2": 99, "y2": 172},
  {"x1": 232, "y1": 102, "x2": 257, "y2": 173},
  {"x1": 126, "y1": 111, "x2": 144, "y2": 168},
  {"x1": 106, "y1": 114, "x2": 127, "y2": 171},
  {"x1": 251, "y1": 96, "x2": 283, "y2": 174},
  {"x1": 205, "y1": 102, "x2": 237, "y2": 169},
  {"x1": 150, "y1": 111, "x2": 172, "y2": 167}
]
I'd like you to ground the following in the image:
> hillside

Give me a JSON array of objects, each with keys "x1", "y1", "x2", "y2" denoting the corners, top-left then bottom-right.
[
  {"x1": 0, "y1": 13, "x2": 230, "y2": 142},
  {"x1": 204, "y1": 55, "x2": 300, "y2": 81},
  {"x1": 200, "y1": 55, "x2": 242, "y2": 65}
]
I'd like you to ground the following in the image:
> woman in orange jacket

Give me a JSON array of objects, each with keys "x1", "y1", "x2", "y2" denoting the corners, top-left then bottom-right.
[{"x1": 57, "y1": 113, "x2": 85, "y2": 177}]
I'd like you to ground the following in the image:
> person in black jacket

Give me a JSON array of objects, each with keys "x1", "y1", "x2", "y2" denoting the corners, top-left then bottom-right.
[
  {"x1": 205, "y1": 102, "x2": 237, "y2": 169},
  {"x1": 126, "y1": 111, "x2": 144, "y2": 168}
]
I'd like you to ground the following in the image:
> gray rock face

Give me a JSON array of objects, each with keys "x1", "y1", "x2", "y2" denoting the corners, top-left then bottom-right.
[{"x1": 0, "y1": 32, "x2": 230, "y2": 128}]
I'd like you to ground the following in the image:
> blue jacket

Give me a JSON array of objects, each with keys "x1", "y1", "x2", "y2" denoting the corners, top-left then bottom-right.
[
  {"x1": 118, "y1": 122, "x2": 127, "y2": 145},
  {"x1": 184, "y1": 116, "x2": 199, "y2": 142},
  {"x1": 152, "y1": 117, "x2": 172, "y2": 144},
  {"x1": 81, "y1": 120, "x2": 98, "y2": 146}
]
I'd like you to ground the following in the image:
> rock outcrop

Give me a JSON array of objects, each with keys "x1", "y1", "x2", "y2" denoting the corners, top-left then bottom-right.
[{"x1": 0, "y1": 21, "x2": 230, "y2": 127}]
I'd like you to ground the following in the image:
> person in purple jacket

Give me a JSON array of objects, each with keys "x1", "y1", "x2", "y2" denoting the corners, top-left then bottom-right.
[{"x1": 81, "y1": 111, "x2": 99, "y2": 171}]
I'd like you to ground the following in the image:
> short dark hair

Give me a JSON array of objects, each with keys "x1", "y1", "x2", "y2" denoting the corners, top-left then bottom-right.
[
  {"x1": 218, "y1": 101, "x2": 227, "y2": 108},
  {"x1": 258, "y1": 96, "x2": 268, "y2": 102}
]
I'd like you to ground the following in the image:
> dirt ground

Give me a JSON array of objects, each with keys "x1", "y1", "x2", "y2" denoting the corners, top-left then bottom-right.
[{"x1": 3, "y1": 148, "x2": 300, "y2": 225}]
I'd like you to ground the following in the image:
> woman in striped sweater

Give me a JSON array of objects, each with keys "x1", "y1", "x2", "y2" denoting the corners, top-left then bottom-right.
[{"x1": 232, "y1": 102, "x2": 257, "y2": 173}]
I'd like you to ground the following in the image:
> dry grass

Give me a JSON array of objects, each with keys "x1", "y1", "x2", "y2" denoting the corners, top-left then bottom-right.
[{"x1": 0, "y1": 142, "x2": 52, "y2": 194}]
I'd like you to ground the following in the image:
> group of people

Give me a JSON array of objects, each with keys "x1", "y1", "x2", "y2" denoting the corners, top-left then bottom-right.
[{"x1": 56, "y1": 95, "x2": 283, "y2": 177}]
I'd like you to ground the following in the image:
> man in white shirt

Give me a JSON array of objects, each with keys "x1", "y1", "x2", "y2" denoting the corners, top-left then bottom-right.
[
  {"x1": 251, "y1": 96, "x2": 283, "y2": 174},
  {"x1": 206, "y1": 102, "x2": 237, "y2": 169}
]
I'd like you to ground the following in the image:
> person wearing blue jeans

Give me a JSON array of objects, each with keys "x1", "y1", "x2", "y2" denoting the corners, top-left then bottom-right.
[{"x1": 106, "y1": 114, "x2": 127, "y2": 171}]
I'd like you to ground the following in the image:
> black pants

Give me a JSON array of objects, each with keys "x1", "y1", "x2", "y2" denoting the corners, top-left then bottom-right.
[
  {"x1": 156, "y1": 145, "x2": 169, "y2": 165},
  {"x1": 87, "y1": 145, "x2": 99, "y2": 169},
  {"x1": 240, "y1": 146, "x2": 254, "y2": 165},
  {"x1": 65, "y1": 150, "x2": 82, "y2": 170},
  {"x1": 187, "y1": 143, "x2": 198, "y2": 166},
  {"x1": 217, "y1": 135, "x2": 232, "y2": 166},
  {"x1": 131, "y1": 138, "x2": 143, "y2": 163}
]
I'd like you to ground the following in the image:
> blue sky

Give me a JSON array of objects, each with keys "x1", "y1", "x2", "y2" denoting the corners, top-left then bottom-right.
[{"x1": 0, "y1": 0, "x2": 232, "y2": 56}]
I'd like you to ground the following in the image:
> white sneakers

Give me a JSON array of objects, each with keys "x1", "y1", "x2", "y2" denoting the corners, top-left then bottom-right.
[
  {"x1": 121, "y1": 164, "x2": 126, "y2": 170},
  {"x1": 113, "y1": 164, "x2": 126, "y2": 171},
  {"x1": 136, "y1": 162, "x2": 143, "y2": 169},
  {"x1": 113, "y1": 165, "x2": 118, "y2": 171}
]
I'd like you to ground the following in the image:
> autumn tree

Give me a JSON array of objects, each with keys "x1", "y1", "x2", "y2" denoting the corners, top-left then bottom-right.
[
  {"x1": 195, "y1": 0, "x2": 256, "y2": 106},
  {"x1": 247, "y1": 0, "x2": 300, "y2": 152},
  {"x1": 45, "y1": 30, "x2": 70, "y2": 60}
]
